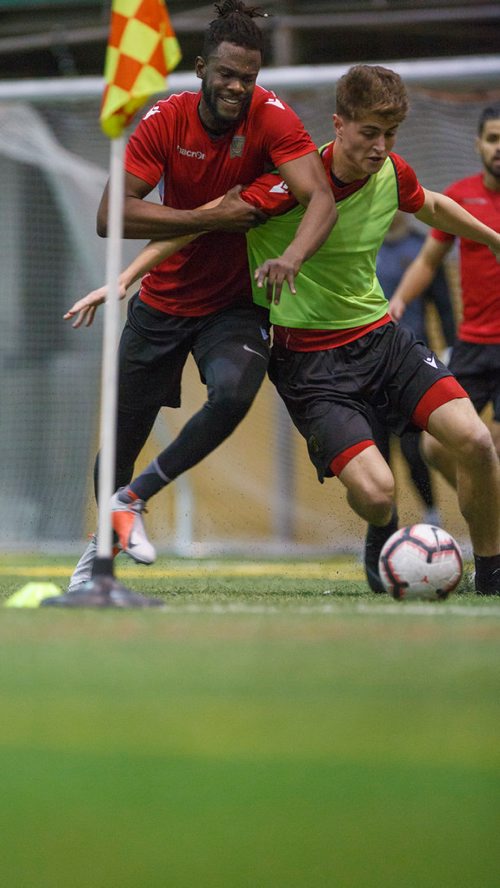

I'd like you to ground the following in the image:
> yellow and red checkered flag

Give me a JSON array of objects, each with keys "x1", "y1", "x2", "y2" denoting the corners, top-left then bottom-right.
[{"x1": 100, "y1": 0, "x2": 181, "y2": 138}]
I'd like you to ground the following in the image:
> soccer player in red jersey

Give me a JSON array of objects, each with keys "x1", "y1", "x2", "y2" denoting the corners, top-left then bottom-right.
[
  {"x1": 65, "y1": 0, "x2": 336, "y2": 595},
  {"x1": 390, "y1": 104, "x2": 500, "y2": 456},
  {"x1": 389, "y1": 103, "x2": 500, "y2": 591}
]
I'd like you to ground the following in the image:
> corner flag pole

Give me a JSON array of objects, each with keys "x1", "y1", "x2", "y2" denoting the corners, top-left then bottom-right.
[
  {"x1": 94, "y1": 0, "x2": 182, "y2": 576},
  {"x1": 40, "y1": 0, "x2": 181, "y2": 607},
  {"x1": 93, "y1": 0, "x2": 182, "y2": 574},
  {"x1": 94, "y1": 134, "x2": 125, "y2": 570}
]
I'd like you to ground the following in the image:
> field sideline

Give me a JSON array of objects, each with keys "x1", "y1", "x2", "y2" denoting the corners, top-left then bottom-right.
[{"x1": 1, "y1": 553, "x2": 499, "y2": 887}]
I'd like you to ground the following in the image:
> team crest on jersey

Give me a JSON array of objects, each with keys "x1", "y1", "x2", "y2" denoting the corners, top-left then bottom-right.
[{"x1": 230, "y1": 136, "x2": 246, "y2": 158}]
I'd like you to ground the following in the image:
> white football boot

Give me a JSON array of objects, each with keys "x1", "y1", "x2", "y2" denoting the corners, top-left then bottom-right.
[{"x1": 110, "y1": 489, "x2": 156, "y2": 565}]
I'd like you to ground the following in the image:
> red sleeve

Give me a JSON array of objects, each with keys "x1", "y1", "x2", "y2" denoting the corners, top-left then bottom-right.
[
  {"x1": 239, "y1": 93, "x2": 319, "y2": 215},
  {"x1": 124, "y1": 100, "x2": 171, "y2": 187},
  {"x1": 431, "y1": 227, "x2": 455, "y2": 244},
  {"x1": 391, "y1": 153, "x2": 425, "y2": 213},
  {"x1": 240, "y1": 172, "x2": 298, "y2": 216},
  {"x1": 254, "y1": 89, "x2": 318, "y2": 169}
]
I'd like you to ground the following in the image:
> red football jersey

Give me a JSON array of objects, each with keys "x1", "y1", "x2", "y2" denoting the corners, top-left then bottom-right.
[
  {"x1": 125, "y1": 86, "x2": 316, "y2": 316},
  {"x1": 431, "y1": 174, "x2": 500, "y2": 343}
]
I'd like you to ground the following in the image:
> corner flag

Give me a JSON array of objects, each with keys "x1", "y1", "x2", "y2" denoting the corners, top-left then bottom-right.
[
  {"x1": 100, "y1": 0, "x2": 181, "y2": 138},
  {"x1": 55, "y1": 0, "x2": 181, "y2": 608},
  {"x1": 41, "y1": 1, "x2": 180, "y2": 608}
]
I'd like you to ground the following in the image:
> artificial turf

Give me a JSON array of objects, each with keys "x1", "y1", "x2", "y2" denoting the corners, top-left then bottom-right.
[{"x1": 0, "y1": 555, "x2": 499, "y2": 887}]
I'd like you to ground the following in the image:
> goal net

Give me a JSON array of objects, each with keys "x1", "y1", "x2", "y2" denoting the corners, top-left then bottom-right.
[{"x1": 0, "y1": 59, "x2": 498, "y2": 554}]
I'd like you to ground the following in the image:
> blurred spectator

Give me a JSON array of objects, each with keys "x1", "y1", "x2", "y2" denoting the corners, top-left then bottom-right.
[{"x1": 389, "y1": 103, "x2": 500, "y2": 461}]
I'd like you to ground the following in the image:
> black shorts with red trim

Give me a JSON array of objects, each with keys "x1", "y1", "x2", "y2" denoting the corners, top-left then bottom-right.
[
  {"x1": 449, "y1": 339, "x2": 500, "y2": 422},
  {"x1": 268, "y1": 322, "x2": 466, "y2": 482}
]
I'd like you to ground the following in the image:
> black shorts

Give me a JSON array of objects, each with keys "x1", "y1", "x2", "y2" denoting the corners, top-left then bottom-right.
[
  {"x1": 449, "y1": 339, "x2": 500, "y2": 421},
  {"x1": 119, "y1": 295, "x2": 270, "y2": 410},
  {"x1": 269, "y1": 322, "x2": 455, "y2": 482}
]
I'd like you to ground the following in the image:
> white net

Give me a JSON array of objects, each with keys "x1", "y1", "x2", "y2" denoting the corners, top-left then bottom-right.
[{"x1": 0, "y1": 63, "x2": 498, "y2": 553}]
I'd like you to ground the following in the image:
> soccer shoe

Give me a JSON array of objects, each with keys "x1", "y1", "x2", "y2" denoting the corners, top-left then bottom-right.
[
  {"x1": 67, "y1": 533, "x2": 121, "y2": 593},
  {"x1": 111, "y1": 489, "x2": 156, "y2": 565},
  {"x1": 364, "y1": 511, "x2": 398, "y2": 593}
]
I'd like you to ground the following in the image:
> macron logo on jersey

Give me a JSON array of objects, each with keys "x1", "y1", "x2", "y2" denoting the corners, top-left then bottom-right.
[
  {"x1": 265, "y1": 96, "x2": 285, "y2": 110},
  {"x1": 143, "y1": 105, "x2": 161, "y2": 120},
  {"x1": 177, "y1": 145, "x2": 206, "y2": 160},
  {"x1": 269, "y1": 180, "x2": 289, "y2": 194}
]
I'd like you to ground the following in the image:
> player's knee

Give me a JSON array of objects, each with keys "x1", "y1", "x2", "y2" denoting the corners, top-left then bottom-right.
[
  {"x1": 454, "y1": 419, "x2": 496, "y2": 468},
  {"x1": 347, "y1": 478, "x2": 395, "y2": 524},
  {"x1": 210, "y1": 373, "x2": 264, "y2": 419},
  {"x1": 216, "y1": 382, "x2": 252, "y2": 411},
  {"x1": 366, "y1": 490, "x2": 395, "y2": 524}
]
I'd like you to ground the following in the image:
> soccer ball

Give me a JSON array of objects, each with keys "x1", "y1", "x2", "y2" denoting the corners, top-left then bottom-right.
[{"x1": 378, "y1": 524, "x2": 463, "y2": 601}]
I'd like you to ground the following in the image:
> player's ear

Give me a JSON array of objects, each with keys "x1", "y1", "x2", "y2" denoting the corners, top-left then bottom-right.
[
  {"x1": 474, "y1": 134, "x2": 481, "y2": 155},
  {"x1": 333, "y1": 113, "x2": 343, "y2": 139},
  {"x1": 195, "y1": 56, "x2": 206, "y2": 80}
]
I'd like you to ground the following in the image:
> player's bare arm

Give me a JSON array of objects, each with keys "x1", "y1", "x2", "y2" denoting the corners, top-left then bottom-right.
[
  {"x1": 416, "y1": 188, "x2": 500, "y2": 259},
  {"x1": 65, "y1": 196, "x2": 224, "y2": 327},
  {"x1": 97, "y1": 173, "x2": 266, "y2": 240},
  {"x1": 254, "y1": 151, "x2": 337, "y2": 304},
  {"x1": 389, "y1": 234, "x2": 451, "y2": 321}
]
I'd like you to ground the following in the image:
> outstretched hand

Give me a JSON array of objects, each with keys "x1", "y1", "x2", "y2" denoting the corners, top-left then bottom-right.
[
  {"x1": 254, "y1": 256, "x2": 298, "y2": 304},
  {"x1": 63, "y1": 281, "x2": 127, "y2": 328}
]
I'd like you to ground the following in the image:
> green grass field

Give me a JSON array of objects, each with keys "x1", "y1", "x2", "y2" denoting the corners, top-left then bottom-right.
[{"x1": 1, "y1": 554, "x2": 499, "y2": 888}]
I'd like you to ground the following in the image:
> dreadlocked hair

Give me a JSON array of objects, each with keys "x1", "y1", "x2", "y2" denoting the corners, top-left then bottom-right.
[{"x1": 203, "y1": 0, "x2": 268, "y2": 57}]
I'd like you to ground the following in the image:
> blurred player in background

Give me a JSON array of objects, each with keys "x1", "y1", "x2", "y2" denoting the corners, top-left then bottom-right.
[
  {"x1": 67, "y1": 67, "x2": 500, "y2": 596},
  {"x1": 370, "y1": 211, "x2": 457, "y2": 529},
  {"x1": 390, "y1": 102, "x2": 500, "y2": 470},
  {"x1": 65, "y1": 0, "x2": 336, "y2": 596}
]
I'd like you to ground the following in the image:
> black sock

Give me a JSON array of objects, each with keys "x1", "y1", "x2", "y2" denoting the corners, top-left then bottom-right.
[
  {"x1": 474, "y1": 553, "x2": 500, "y2": 594},
  {"x1": 364, "y1": 508, "x2": 399, "y2": 592},
  {"x1": 366, "y1": 507, "x2": 399, "y2": 541},
  {"x1": 129, "y1": 460, "x2": 170, "y2": 502}
]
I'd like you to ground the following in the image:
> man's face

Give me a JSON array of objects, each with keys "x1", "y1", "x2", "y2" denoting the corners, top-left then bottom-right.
[
  {"x1": 196, "y1": 41, "x2": 261, "y2": 132},
  {"x1": 333, "y1": 113, "x2": 400, "y2": 178},
  {"x1": 477, "y1": 119, "x2": 500, "y2": 181}
]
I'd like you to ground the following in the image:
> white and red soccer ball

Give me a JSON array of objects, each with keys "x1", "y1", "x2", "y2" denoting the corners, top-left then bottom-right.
[{"x1": 378, "y1": 523, "x2": 463, "y2": 601}]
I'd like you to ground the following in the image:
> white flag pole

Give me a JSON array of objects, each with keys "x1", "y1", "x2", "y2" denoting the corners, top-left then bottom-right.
[
  {"x1": 95, "y1": 134, "x2": 125, "y2": 564},
  {"x1": 40, "y1": 1, "x2": 181, "y2": 607},
  {"x1": 64, "y1": 131, "x2": 162, "y2": 606}
]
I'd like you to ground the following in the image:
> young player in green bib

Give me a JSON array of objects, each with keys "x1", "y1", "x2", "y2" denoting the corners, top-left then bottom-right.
[{"x1": 66, "y1": 65, "x2": 500, "y2": 596}]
